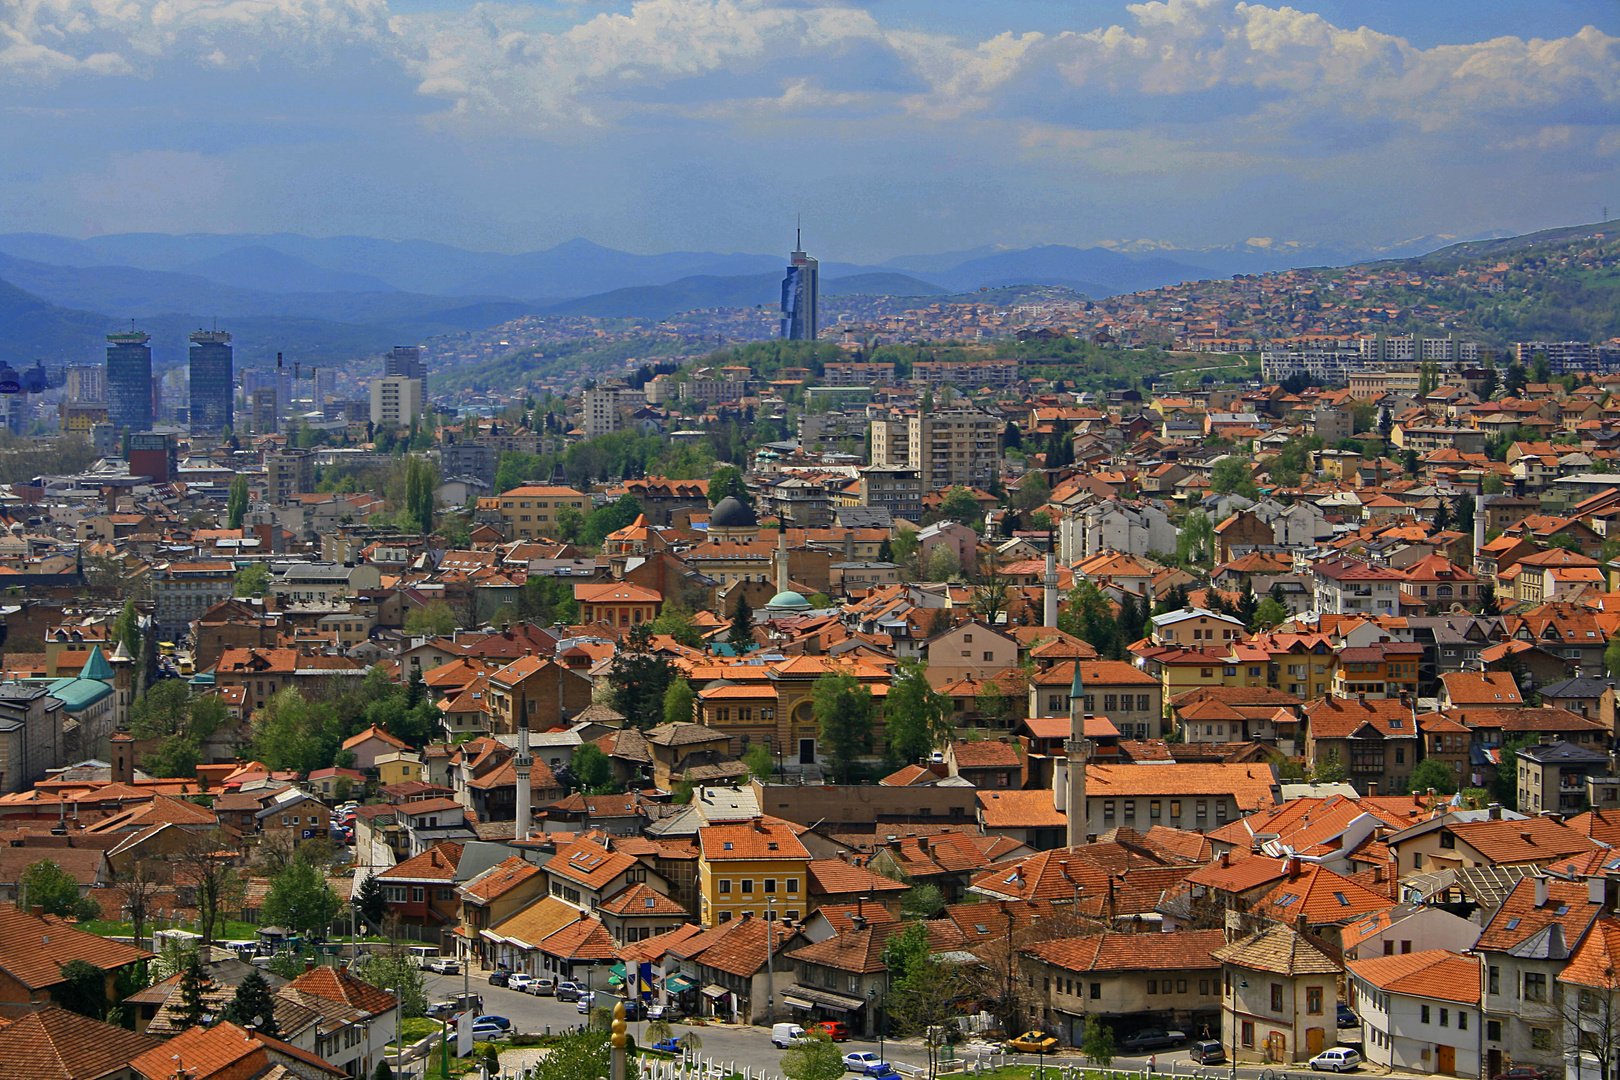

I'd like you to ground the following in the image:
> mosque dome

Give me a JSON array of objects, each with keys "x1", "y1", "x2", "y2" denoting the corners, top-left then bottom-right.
[
  {"x1": 766, "y1": 590, "x2": 811, "y2": 610},
  {"x1": 709, "y1": 496, "x2": 758, "y2": 529}
]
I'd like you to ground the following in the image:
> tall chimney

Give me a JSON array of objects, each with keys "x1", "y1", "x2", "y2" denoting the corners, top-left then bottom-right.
[
  {"x1": 1043, "y1": 553, "x2": 1058, "y2": 629},
  {"x1": 514, "y1": 717, "x2": 533, "y2": 843}
]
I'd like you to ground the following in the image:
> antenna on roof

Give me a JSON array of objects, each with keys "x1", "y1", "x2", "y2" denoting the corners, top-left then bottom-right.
[{"x1": 796, "y1": 214, "x2": 801, "y2": 253}]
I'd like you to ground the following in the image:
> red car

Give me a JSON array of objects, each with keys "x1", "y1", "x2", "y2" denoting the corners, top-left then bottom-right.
[{"x1": 811, "y1": 1021, "x2": 850, "y2": 1042}]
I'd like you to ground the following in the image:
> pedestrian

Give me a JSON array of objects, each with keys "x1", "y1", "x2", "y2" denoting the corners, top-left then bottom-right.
[{"x1": 1150, "y1": 1054, "x2": 1156, "y2": 1074}]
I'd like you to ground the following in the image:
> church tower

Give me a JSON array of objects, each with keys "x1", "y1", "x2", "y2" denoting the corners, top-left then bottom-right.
[{"x1": 1065, "y1": 661, "x2": 1092, "y2": 847}]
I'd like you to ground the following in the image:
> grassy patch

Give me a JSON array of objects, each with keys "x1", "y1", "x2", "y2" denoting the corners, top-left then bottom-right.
[{"x1": 80, "y1": 919, "x2": 263, "y2": 941}]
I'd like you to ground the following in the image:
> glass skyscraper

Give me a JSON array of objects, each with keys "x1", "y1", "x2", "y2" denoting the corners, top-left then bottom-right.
[
  {"x1": 188, "y1": 329, "x2": 234, "y2": 433},
  {"x1": 105, "y1": 330, "x2": 153, "y2": 433},
  {"x1": 780, "y1": 238, "x2": 818, "y2": 341}
]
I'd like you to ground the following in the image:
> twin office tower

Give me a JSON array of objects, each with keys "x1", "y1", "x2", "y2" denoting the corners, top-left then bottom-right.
[{"x1": 103, "y1": 329, "x2": 234, "y2": 434}]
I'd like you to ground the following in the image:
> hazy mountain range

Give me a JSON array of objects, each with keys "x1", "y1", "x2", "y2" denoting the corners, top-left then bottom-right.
[{"x1": 0, "y1": 227, "x2": 1524, "y2": 368}]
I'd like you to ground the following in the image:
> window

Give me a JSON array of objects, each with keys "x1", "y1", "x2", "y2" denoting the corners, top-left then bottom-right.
[
  {"x1": 411, "y1": 887, "x2": 424, "y2": 903},
  {"x1": 1200, "y1": 980, "x2": 1209, "y2": 995},
  {"x1": 1138, "y1": 695, "x2": 1151, "y2": 711},
  {"x1": 1531, "y1": 1028, "x2": 1553, "y2": 1051},
  {"x1": 786, "y1": 879, "x2": 798, "y2": 893},
  {"x1": 1307, "y1": 987, "x2": 1323, "y2": 1015},
  {"x1": 763, "y1": 879, "x2": 776, "y2": 893},
  {"x1": 1440, "y1": 832, "x2": 1456, "y2": 849},
  {"x1": 1090, "y1": 983, "x2": 1101, "y2": 999},
  {"x1": 1177, "y1": 980, "x2": 1187, "y2": 994},
  {"x1": 740, "y1": 880, "x2": 753, "y2": 894},
  {"x1": 719, "y1": 880, "x2": 732, "y2": 894},
  {"x1": 1147, "y1": 980, "x2": 1157, "y2": 995},
  {"x1": 1104, "y1": 802, "x2": 1116, "y2": 820},
  {"x1": 1271, "y1": 983, "x2": 1284, "y2": 1012},
  {"x1": 1458, "y1": 1011, "x2": 1467, "y2": 1031},
  {"x1": 1241, "y1": 1021, "x2": 1254, "y2": 1048},
  {"x1": 1487, "y1": 1021, "x2": 1501, "y2": 1041},
  {"x1": 1105, "y1": 695, "x2": 1118, "y2": 711},
  {"x1": 1421, "y1": 1005, "x2": 1430, "y2": 1024},
  {"x1": 1440, "y1": 1009, "x2": 1449, "y2": 1027},
  {"x1": 1170, "y1": 801, "x2": 1181, "y2": 818},
  {"x1": 1524, "y1": 972, "x2": 1547, "y2": 1001},
  {"x1": 1150, "y1": 800, "x2": 1161, "y2": 819}
]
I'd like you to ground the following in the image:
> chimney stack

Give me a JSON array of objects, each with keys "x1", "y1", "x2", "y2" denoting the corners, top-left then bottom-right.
[{"x1": 1535, "y1": 877, "x2": 1550, "y2": 908}]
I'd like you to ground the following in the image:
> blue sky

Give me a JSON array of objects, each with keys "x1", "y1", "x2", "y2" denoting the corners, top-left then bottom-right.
[{"x1": 0, "y1": 0, "x2": 1615, "y2": 263}]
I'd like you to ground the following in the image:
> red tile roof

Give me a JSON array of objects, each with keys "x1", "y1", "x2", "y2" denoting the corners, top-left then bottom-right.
[{"x1": 1024, "y1": 929, "x2": 1226, "y2": 972}]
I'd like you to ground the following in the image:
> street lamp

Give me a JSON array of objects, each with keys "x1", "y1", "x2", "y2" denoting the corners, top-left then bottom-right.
[
  {"x1": 765, "y1": 897, "x2": 778, "y2": 1025},
  {"x1": 868, "y1": 988, "x2": 881, "y2": 1058}
]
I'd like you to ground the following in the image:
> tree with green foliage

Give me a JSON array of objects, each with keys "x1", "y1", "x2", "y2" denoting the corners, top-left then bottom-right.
[
  {"x1": 1408, "y1": 758, "x2": 1457, "y2": 797},
  {"x1": 1434, "y1": 497, "x2": 1452, "y2": 532},
  {"x1": 1176, "y1": 511, "x2": 1215, "y2": 567},
  {"x1": 1252, "y1": 597, "x2": 1290, "y2": 630},
  {"x1": 884, "y1": 920, "x2": 969, "y2": 1080},
  {"x1": 227, "y1": 474, "x2": 249, "y2": 530},
  {"x1": 1081, "y1": 1016, "x2": 1116, "y2": 1067},
  {"x1": 743, "y1": 742, "x2": 774, "y2": 782},
  {"x1": 353, "y1": 873, "x2": 387, "y2": 935},
  {"x1": 567, "y1": 742, "x2": 615, "y2": 794},
  {"x1": 781, "y1": 1031, "x2": 847, "y2": 1080},
  {"x1": 130, "y1": 681, "x2": 228, "y2": 779},
  {"x1": 708, "y1": 465, "x2": 750, "y2": 506},
  {"x1": 511, "y1": 573, "x2": 580, "y2": 625},
  {"x1": 374, "y1": 1060, "x2": 394, "y2": 1080},
  {"x1": 234, "y1": 562, "x2": 270, "y2": 598},
  {"x1": 1476, "y1": 580, "x2": 1499, "y2": 616},
  {"x1": 728, "y1": 592, "x2": 754, "y2": 648},
  {"x1": 1607, "y1": 638, "x2": 1620, "y2": 678},
  {"x1": 883, "y1": 661, "x2": 953, "y2": 767},
  {"x1": 54, "y1": 959, "x2": 108, "y2": 1020},
  {"x1": 20, "y1": 859, "x2": 99, "y2": 920},
  {"x1": 402, "y1": 455, "x2": 437, "y2": 535},
  {"x1": 1312, "y1": 750, "x2": 1347, "y2": 784},
  {"x1": 1495, "y1": 734, "x2": 1539, "y2": 810},
  {"x1": 582, "y1": 494, "x2": 644, "y2": 548},
  {"x1": 606, "y1": 624, "x2": 679, "y2": 730},
  {"x1": 890, "y1": 526, "x2": 920, "y2": 577},
  {"x1": 221, "y1": 969, "x2": 281, "y2": 1036},
  {"x1": 650, "y1": 604, "x2": 704, "y2": 648},
  {"x1": 554, "y1": 504, "x2": 585, "y2": 543},
  {"x1": 263, "y1": 859, "x2": 341, "y2": 939},
  {"x1": 812, "y1": 672, "x2": 874, "y2": 783},
  {"x1": 1503, "y1": 362, "x2": 1528, "y2": 397},
  {"x1": 174, "y1": 955, "x2": 214, "y2": 1029},
  {"x1": 1060, "y1": 581, "x2": 1121, "y2": 659},
  {"x1": 529, "y1": 1029, "x2": 614, "y2": 1080},
  {"x1": 1403, "y1": 448, "x2": 1420, "y2": 476},
  {"x1": 350, "y1": 951, "x2": 426, "y2": 1018},
  {"x1": 1483, "y1": 472, "x2": 1506, "y2": 495},
  {"x1": 1210, "y1": 457, "x2": 1258, "y2": 498},
  {"x1": 1455, "y1": 494, "x2": 1475, "y2": 537},
  {"x1": 925, "y1": 544, "x2": 960, "y2": 582},
  {"x1": 937, "y1": 485, "x2": 982, "y2": 530},
  {"x1": 404, "y1": 600, "x2": 458, "y2": 636},
  {"x1": 901, "y1": 884, "x2": 946, "y2": 918}
]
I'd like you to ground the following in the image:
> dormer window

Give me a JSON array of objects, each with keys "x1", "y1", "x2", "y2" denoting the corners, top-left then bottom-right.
[{"x1": 723, "y1": 842, "x2": 734, "y2": 850}]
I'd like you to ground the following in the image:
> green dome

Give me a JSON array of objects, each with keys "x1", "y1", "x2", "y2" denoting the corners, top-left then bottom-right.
[{"x1": 767, "y1": 590, "x2": 811, "y2": 610}]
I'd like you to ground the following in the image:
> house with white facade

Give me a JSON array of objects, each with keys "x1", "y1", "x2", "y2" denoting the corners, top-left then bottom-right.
[
  {"x1": 1060, "y1": 498, "x2": 1176, "y2": 563},
  {"x1": 1340, "y1": 904, "x2": 1483, "y2": 963},
  {"x1": 1348, "y1": 950, "x2": 1481, "y2": 1078}
]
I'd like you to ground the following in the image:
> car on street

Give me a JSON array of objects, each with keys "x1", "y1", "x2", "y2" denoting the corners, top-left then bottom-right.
[
  {"x1": 507, "y1": 973, "x2": 536, "y2": 993},
  {"x1": 426, "y1": 1001, "x2": 459, "y2": 1020},
  {"x1": 556, "y1": 981, "x2": 587, "y2": 1002},
  {"x1": 1309, "y1": 1048, "x2": 1362, "y2": 1072},
  {"x1": 1120, "y1": 1029, "x2": 1186, "y2": 1052},
  {"x1": 470, "y1": 1015, "x2": 513, "y2": 1039},
  {"x1": 653, "y1": 1038, "x2": 684, "y2": 1053},
  {"x1": 811, "y1": 1021, "x2": 850, "y2": 1042},
  {"x1": 843, "y1": 1053, "x2": 893, "y2": 1075},
  {"x1": 529, "y1": 976, "x2": 557, "y2": 996},
  {"x1": 488, "y1": 970, "x2": 510, "y2": 987},
  {"x1": 428, "y1": 958, "x2": 461, "y2": 976},
  {"x1": 774, "y1": 1024, "x2": 810, "y2": 1048},
  {"x1": 577, "y1": 992, "x2": 597, "y2": 1014},
  {"x1": 1189, "y1": 1041, "x2": 1225, "y2": 1066},
  {"x1": 1008, "y1": 1032, "x2": 1059, "y2": 1054},
  {"x1": 648, "y1": 1003, "x2": 679, "y2": 1021},
  {"x1": 1337, "y1": 1005, "x2": 1358, "y2": 1028}
]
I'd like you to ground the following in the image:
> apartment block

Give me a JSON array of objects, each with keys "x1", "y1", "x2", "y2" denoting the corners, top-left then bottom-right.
[
  {"x1": 370, "y1": 376, "x2": 423, "y2": 426},
  {"x1": 582, "y1": 385, "x2": 644, "y2": 438},
  {"x1": 905, "y1": 408, "x2": 1003, "y2": 491}
]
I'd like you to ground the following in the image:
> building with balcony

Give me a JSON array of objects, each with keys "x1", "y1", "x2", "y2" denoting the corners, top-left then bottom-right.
[{"x1": 1516, "y1": 738, "x2": 1611, "y2": 815}]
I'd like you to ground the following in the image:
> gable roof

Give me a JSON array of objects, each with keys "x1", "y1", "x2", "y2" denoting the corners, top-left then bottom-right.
[
  {"x1": 0, "y1": 1006, "x2": 159, "y2": 1080},
  {"x1": 1023, "y1": 929, "x2": 1227, "y2": 973},
  {"x1": 1213, "y1": 923, "x2": 1340, "y2": 975},
  {"x1": 0, "y1": 906, "x2": 151, "y2": 990}
]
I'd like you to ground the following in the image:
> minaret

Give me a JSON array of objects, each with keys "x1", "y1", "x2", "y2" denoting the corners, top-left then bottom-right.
[
  {"x1": 1042, "y1": 553, "x2": 1058, "y2": 628},
  {"x1": 514, "y1": 718, "x2": 532, "y2": 843},
  {"x1": 1065, "y1": 660, "x2": 1092, "y2": 847}
]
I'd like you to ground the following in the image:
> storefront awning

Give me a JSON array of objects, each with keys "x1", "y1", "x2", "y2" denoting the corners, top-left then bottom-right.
[
  {"x1": 701, "y1": 983, "x2": 730, "y2": 999},
  {"x1": 781, "y1": 985, "x2": 867, "y2": 1012},
  {"x1": 665, "y1": 974, "x2": 697, "y2": 994},
  {"x1": 783, "y1": 996, "x2": 816, "y2": 1011},
  {"x1": 610, "y1": 962, "x2": 627, "y2": 979}
]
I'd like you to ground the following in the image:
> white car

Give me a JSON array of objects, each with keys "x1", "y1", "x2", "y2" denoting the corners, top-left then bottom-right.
[
  {"x1": 1310, "y1": 1049, "x2": 1363, "y2": 1072},
  {"x1": 507, "y1": 973, "x2": 536, "y2": 993},
  {"x1": 428, "y1": 958, "x2": 461, "y2": 975},
  {"x1": 844, "y1": 1053, "x2": 884, "y2": 1073}
]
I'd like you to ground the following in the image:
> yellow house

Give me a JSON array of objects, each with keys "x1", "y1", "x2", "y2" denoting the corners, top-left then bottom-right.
[
  {"x1": 495, "y1": 485, "x2": 590, "y2": 540},
  {"x1": 696, "y1": 818, "x2": 810, "y2": 926},
  {"x1": 376, "y1": 750, "x2": 425, "y2": 787}
]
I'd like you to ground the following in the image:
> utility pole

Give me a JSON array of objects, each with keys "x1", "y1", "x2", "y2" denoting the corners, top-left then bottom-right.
[{"x1": 764, "y1": 897, "x2": 779, "y2": 1025}]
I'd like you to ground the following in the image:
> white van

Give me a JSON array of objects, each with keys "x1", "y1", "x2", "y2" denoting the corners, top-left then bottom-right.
[
  {"x1": 406, "y1": 945, "x2": 441, "y2": 969},
  {"x1": 772, "y1": 1024, "x2": 810, "y2": 1048}
]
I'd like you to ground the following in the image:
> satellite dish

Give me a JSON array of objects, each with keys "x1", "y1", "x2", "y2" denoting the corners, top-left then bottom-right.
[{"x1": 0, "y1": 365, "x2": 21, "y2": 394}]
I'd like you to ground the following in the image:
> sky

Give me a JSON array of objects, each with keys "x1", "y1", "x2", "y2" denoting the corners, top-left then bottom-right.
[{"x1": 0, "y1": 0, "x2": 1615, "y2": 262}]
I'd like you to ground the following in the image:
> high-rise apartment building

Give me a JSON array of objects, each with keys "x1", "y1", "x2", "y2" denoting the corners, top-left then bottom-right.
[
  {"x1": 871, "y1": 407, "x2": 1002, "y2": 492},
  {"x1": 780, "y1": 234, "x2": 818, "y2": 341},
  {"x1": 65, "y1": 365, "x2": 104, "y2": 403},
  {"x1": 188, "y1": 329, "x2": 234, "y2": 433},
  {"x1": 581, "y1": 385, "x2": 643, "y2": 439},
  {"x1": 252, "y1": 387, "x2": 279, "y2": 434},
  {"x1": 314, "y1": 367, "x2": 336, "y2": 408},
  {"x1": 264, "y1": 448, "x2": 314, "y2": 503},
  {"x1": 370, "y1": 376, "x2": 423, "y2": 426},
  {"x1": 105, "y1": 331, "x2": 153, "y2": 433},
  {"x1": 386, "y1": 345, "x2": 426, "y2": 381}
]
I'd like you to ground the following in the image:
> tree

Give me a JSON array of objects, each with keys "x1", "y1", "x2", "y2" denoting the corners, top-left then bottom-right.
[
  {"x1": 937, "y1": 486, "x2": 982, "y2": 531},
  {"x1": 606, "y1": 625, "x2": 678, "y2": 730},
  {"x1": 1483, "y1": 471, "x2": 1507, "y2": 495},
  {"x1": 1176, "y1": 511, "x2": 1215, "y2": 567},
  {"x1": 901, "y1": 884, "x2": 946, "y2": 918},
  {"x1": 118, "y1": 864, "x2": 163, "y2": 949},
  {"x1": 353, "y1": 874, "x2": 388, "y2": 935},
  {"x1": 221, "y1": 969, "x2": 281, "y2": 1037},
  {"x1": 263, "y1": 860, "x2": 341, "y2": 939},
  {"x1": 402, "y1": 455, "x2": 438, "y2": 535},
  {"x1": 970, "y1": 559, "x2": 1011, "y2": 625},
  {"x1": 662, "y1": 678, "x2": 696, "y2": 726},
  {"x1": 1409, "y1": 758, "x2": 1457, "y2": 797},
  {"x1": 54, "y1": 959, "x2": 108, "y2": 1020},
  {"x1": 568, "y1": 742, "x2": 614, "y2": 793},
  {"x1": 350, "y1": 951, "x2": 427, "y2": 1018},
  {"x1": 812, "y1": 672, "x2": 874, "y2": 783},
  {"x1": 1433, "y1": 498, "x2": 1452, "y2": 532},
  {"x1": 1081, "y1": 1016, "x2": 1116, "y2": 1066},
  {"x1": 176, "y1": 830, "x2": 244, "y2": 946},
  {"x1": 374, "y1": 1061, "x2": 394, "y2": 1080},
  {"x1": 650, "y1": 605, "x2": 703, "y2": 647},
  {"x1": 781, "y1": 1032, "x2": 846, "y2": 1080},
  {"x1": 1456, "y1": 494, "x2": 1476, "y2": 537},
  {"x1": 1210, "y1": 457, "x2": 1258, "y2": 498},
  {"x1": 404, "y1": 601, "x2": 458, "y2": 636},
  {"x1": 708, "y1": 465, "x2": 750, "y2": 506},
  {"x1": 924, "y1": 544, "x2": 960, "y2": 582},
  {"x1": 228, "y1": 475, "x2": 249, "y2": 530},
  {"x1": 174, "y1": 955, "x2": 214, "y2": 1029},
  {"x1": 1252, "y1": 597, "x2": 1289, "y2": 630},
  {"x1": 728, "y1": 592, "x2": 754, "y2": 648},
  {"x1": 883, "y1": 662, "x2": 953, "y2": 767},
  {"x1": 890, "y1": 527, "x2": 920, "y2": 576},
  {"x1": 743, "y1": 743, "x2": 774, "y2": 782},
  {"x1": 554, "y1": 504, "x2": 585, "y2": 543},
  {"x1": 1061, "y1": 581, "x2": 1121, "y2": 660},
  {"x1": 1117, "y1": 591, "x2": 1146, "y2": 646},
  {"x1": 1312, "y1": 750, "x2": 1347, "y2": 784},
  {"x1": 1503, "y1": 362, "x2": 1528, "y2": 397},
  {"x1": 234, "y1": 563, "x2": 270, "y2": 598},
  {"x1": 884, "y1": 921, "x2": 970, "y2": 1080},
  {"x1": 1477, "y1": 580, "x2": 1499, "y2": 616},
  {"x1": 20, "y1": 859, "x2": 98, "y2": 920},
  {"x1": 1403, "y1": 448, "x2": 1419, "y2": 476}
]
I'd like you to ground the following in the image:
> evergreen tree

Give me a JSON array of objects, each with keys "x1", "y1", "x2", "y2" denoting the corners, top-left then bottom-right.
[
  {"x1": 728, "y1": 593, "x2": 754, "y2": 648},
  {"x1": 175, "y1": 955, "x2": 213, "y2": 1030},
  {"x1": 1433, "y1": 497, "x2": 1452, "y2": 531},
  {"x1": 353, "y1": 873, "x2": 387, "y2": 934},
  {"x1": 606, "y1": 624, "x2": 678, "y2": 729},
  {"x1": 1117, "y1": 592, "x2": 1145, "y2": 647},
  {"x1": 663, "y1": 678, "x2": 696, "y2": 725},
  {"x1": 222, "y1": 969, "x2": 281, "y2": 1037},
  {"x1": 1238, "y1": 580, "x2": 1259, "y2": 627},
  {"x1": 227, "y1": 475, "x2": 249, "y2": 530}
]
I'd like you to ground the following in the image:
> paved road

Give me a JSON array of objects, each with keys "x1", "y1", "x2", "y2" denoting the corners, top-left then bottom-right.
[{"x1": 422, "y1": 973, "x2": 1371, "y2": 1080}]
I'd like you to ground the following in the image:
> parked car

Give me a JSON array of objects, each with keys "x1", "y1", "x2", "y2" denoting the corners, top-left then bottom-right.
[
  {"x1": 1008, "y1": 1032, "x2": 1059, "y2": 1054},
  {"x1": 576, "y1": 992, "x2": 597, "y2": 1014},
  {"x1": 470, "y1": 1015, "x2": 513, "y2": 1039},
  {"x1": 507, "y1": 973, "x2": 536, "y2": 993},
  {"x1": 529, "y1": 976, "x2": 557, "y2": 996},
  {"x1": 487, "y1": 970, "x2": 510, "y2": 987},
  {"x1": 1121, "y1": 1029, "x2": 1186, "y2": 1052},
  {"x1": 428, "y1": 958, "x2": 461, "y2": 976},
  {"x1": 843, "y1": 1053, "x2": 892, "y2": 1075},
  {"x1": 774, "y1": 1024, "x2": 811, "y2": 1049},
  {"x1": 811, "y1": 1021, "x2": 850, "y2": 1042},
  {"x1": 1189, "y1": 1041, "x2": 1225, "y2": 1066},
  {"x1": 426, "y1": 1000, "x2": 459, "y2": 1020},
  {"x1": 1309, "y1": 1048, "x2": 1363, "y2": 1072},
  {"x1": 648, "y1": 1003, "x2": 680, "y2": 1021},
  {"x1": 653, "y1": 1038, "x2": 684, "y2": 1053},
  {"x1": 1337, "y1": 1005, "x2": 1359, "y2": 1028},
  {"x1": 556, "y1": 981, "x2": 587, "y2": 1002}
]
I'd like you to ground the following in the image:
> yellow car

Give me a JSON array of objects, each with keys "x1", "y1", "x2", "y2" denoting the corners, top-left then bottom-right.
[{"x1": 1009, "y1": 1031, "x2": 1059, "y2": 1054}]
